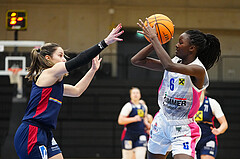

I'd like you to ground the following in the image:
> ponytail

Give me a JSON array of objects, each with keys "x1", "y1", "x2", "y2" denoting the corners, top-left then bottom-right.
[
  {"x1": 198, "y1": 34, "x2": 221, "y2": 70},
  {"x1": 185, "y1": 30, "x2": 221, "y2": 70},
  {"x1": 26, "y1": 43, "x2": 59, "y2": 81}
]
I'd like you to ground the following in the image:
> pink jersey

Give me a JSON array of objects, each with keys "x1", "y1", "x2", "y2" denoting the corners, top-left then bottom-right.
[{"x1": 158, "y1": 56, "x2": 209, "y2": 120}]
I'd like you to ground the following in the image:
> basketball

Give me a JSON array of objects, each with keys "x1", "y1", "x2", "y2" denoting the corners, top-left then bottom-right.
[{"x1": 144, "y1": 14, "x2": 174, "y2": 44}]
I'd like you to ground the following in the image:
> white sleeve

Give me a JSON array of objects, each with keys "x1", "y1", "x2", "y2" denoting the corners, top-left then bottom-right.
[
  {"x1": 209, "y1": 98, "x2": 224, "y2": 118},
  {"x1": 120, "y1": 102, "x2": 132, "y2": 117}
]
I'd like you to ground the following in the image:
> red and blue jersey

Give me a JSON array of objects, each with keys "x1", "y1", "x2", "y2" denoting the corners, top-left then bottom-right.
[
  {"x1": 22, "y1": 80, "x2": 63, "y2": 129},
  {"x1": 195, "y1": 96, "x2": 219, "y2": 158},
  {"x1": 195, "y1": 96, "x2": 214, "y2": 123},
  {"x1": 121, "y1": 102, "x2": 148, "y2": 149},
  {"x1": 195, "y1": 96, "x2": 217, "y2": 142},
  {"x1": 126, "y1": 103, "x2": 146, "y2": 135}
]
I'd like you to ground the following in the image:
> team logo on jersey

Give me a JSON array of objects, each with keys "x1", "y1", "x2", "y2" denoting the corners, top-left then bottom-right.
[
  {"x1": 163, "y1": 94, "x2": 187, "y2": 109},
  {"x1": 195, "y1": 111, "x2": 203, "y2": 121},
  {"x1": 183, "y1": 142, "x2": 189, "y2": 150},
  {"x1": 206, "y1": 141, "x2": 215, "y2": 148},
  {"x1": 52, "y1": 137, "x2": 57, "y2": 145},
  {"x1": 176, "y1": 126, "x2": 182, "y2": 132},
  {"x1": 153, "y1": 122, "x2": 158, "y2": 132},
  {"x1": 139, "y1": 135, "x2": 147, "y2": 141},
  {"x1": 179, "y1": 78, "x2": 185, "y2": 85},
  {"x1": 49, "y1": 97, "x2": 62, "y2": 105},
  {"x1": 39, "y1": 145, "x2": 47, "y2": 159},
  {"x1": 137, "y1": 109, "x2": 144, "y2": 118},
  {"x1": 204, "y1": 104, "x2": 209, "y2": 112}
]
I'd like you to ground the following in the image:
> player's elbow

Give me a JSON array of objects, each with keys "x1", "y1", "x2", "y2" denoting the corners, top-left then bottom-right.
[
  {"x1": 73, "y1": 88, "x2": 84, "y2": 97},
  {"x1": 131, "y1": 57, "x2": 145, "y2": 67},
  {"x1": 118, "y1": 119, "x2": 122, "y2": 125},
  {"x1": 118, "y1": 117, "x2": 124, "y2": 125},
  {"x1": 224, "y1": 122, "x2": 229, "y2": 131},
  {"x1": 163, "y1": 63, "x2": 175, "y2": 71},
  {"x1": 131, "y1": 57, "x2": 138, "y2": 66}
]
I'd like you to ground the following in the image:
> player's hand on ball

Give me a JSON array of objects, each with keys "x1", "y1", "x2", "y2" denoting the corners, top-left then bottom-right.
[
  {"x1": 137, "y1": 14, "x2": 174, "y2": 44},
  {"x1": 137, "y1": 18, "x2": 157, "y2": 41},
  {"x1": 104, "y1": 23, "x2": 124, "y2": 45}
]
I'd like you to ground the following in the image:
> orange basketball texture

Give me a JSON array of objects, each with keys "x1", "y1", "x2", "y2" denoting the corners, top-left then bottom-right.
[{"x1": 144, "y1": 14, "x2": 174, "y2": 44}]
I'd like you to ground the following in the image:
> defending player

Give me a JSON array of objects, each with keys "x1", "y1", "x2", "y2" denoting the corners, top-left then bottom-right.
[{"x1": 14, "y1": 24, "x2": 124, "y2": 159}]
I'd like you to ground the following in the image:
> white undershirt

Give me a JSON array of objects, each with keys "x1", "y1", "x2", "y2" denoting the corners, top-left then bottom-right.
[{"x1": 120, "y1": 102, "x2": 148, "y2": 117}]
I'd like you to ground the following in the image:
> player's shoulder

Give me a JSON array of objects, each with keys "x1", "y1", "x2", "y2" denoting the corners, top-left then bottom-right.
[
  {"x1": 123, "y1": 102, "x2": 132, "y2": 108},
  {"x1": 208, "y1": 97, "x2": 219, "y2": 104},
  {"x1": 142, "y1": 104, "x2": 148, "y2": 110},
  {"x1": 208, "y1": 97, "x2": 221, "y2": 109}
]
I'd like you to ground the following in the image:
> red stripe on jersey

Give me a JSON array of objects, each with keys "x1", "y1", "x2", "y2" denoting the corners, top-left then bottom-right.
[
  {"x1": 212, "y1": 116, "x2": 218, "y2": 145},
  {"x1": 121, "y1": 126, "x2": 127, "y2": 141},
  {"x1": 33, "y1": 88, "x2": 52, "y2": 118},
  {"x1": 27, "y1": 125, "x2": 38, "y2": 154},
  {"x1": 174, "y1": 97, "x2": 187, "y2": 100}
]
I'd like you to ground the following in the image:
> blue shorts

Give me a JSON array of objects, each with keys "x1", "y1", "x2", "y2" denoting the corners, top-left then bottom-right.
[
  {"x1": 196, "y1": 136, "x2": 217, "y2": 158},
  {"x1": 121, "y1": 129, "x2": 147, "y2": 150},
  {"x1": 14, "y1": 122, "x2": 62, "y2": 159}
]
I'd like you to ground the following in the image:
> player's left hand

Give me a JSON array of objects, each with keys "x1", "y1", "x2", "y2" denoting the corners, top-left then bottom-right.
[
  {"x1": 104, "y1": 23, "x2": 124, "y2": 45},
  {"x1": 210, "y1": 127, "x2": 221, "y2": 135},
  {"x1": 91, "y1": 55, "x2": 102, "y2": 71},
  {"x1": 137, "y1": 18, "x2": 157, "y2": 40}
]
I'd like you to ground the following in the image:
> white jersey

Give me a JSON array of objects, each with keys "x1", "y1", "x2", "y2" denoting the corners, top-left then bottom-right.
[{"x1": 158, "y1": 56, "x2": 209, "y2": 120}]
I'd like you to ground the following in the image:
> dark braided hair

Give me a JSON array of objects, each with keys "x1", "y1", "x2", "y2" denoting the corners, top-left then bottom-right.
[{"x1": 185, "y1": 30, "x2": 221, "y2": 70}]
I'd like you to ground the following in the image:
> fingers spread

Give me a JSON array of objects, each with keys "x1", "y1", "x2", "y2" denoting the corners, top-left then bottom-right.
[
  {"x1": 137, "y1": 30, "x2": 144, "y2": 35},
  {"x1": 115, "y1": 30, "x2": 124, "y2": 37},
  {"x1": 112, "y1": 23, "x2": 122, "y2": 34}
]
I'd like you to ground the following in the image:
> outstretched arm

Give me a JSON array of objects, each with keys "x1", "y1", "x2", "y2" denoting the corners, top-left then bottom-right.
[
  {"x1": 64, "y1": 23, "x2": 124, "y2": 73},
  {"x1": 36, "y1": 24, "x2": 124, "y2": 87},
  {"x1": 63, "y1": 55, "x2": 101, "y2": 97}
]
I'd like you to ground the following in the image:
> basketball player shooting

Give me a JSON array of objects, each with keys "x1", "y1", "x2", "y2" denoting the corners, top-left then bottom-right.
[{"x1": 131, "y1": 17, "x2": 221, "y2": 159}]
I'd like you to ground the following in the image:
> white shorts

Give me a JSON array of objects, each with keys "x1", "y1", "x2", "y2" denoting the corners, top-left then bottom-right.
[{"x1": 148, "y1": 111, "x2": 200, "y2": 158}]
